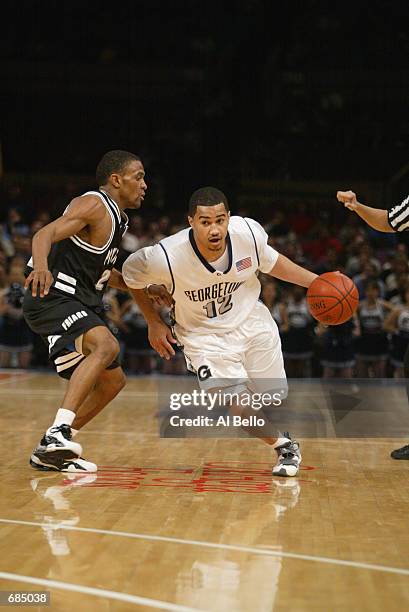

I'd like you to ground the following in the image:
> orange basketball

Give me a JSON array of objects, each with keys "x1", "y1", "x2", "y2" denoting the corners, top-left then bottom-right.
[{"x1": 306, "y1": 271, "x2": 359, "y2": 325}]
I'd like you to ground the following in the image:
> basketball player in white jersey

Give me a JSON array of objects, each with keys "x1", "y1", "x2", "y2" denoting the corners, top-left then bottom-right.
[
  {"x1": 337, "y1": 189, "x2": 409, "y2": 460},
  {"x1": 123, "y1": 187, "x2": 318, "y2": 476}
]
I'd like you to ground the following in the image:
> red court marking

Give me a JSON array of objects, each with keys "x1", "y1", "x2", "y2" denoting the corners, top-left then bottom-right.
[
  {"x1": 62, "y1": 463, "x2": 316, "y2": 494},
  {"x1": 0, "y1": 371, "x2": 34, "y2": 384},
  {"x1": 0, "y1": 372, "x2": 28, "y2": 380}
]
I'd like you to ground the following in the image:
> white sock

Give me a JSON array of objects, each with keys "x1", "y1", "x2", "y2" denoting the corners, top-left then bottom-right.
[
  {"x1": 71, "y1": 428, "x2": 79, "y2": 438},
  {"x1": 49, "y1": 408, "x2": 76, "y2": 430}
]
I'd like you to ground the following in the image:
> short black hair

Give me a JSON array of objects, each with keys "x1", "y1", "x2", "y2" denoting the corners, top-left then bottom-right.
[
  {"x1": 188, "y1": 186, "x2": 229, "y2": 216},
  {"x1": 96, "y1": 150, "x2": 140, "y2": 185}
]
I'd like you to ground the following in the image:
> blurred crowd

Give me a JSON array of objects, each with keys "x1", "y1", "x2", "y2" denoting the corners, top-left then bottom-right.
[{"x1": 1, "y1": 183, "x2": 409, "y2": 378}]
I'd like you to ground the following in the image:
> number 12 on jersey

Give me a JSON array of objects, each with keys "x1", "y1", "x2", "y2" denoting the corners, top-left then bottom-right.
[{"x1": 203, "y1": 295, "x2": 233, "y2": 318}]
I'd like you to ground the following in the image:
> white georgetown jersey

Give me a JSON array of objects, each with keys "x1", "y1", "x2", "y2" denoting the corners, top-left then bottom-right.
[{"x1": 122, "y1": 216, "x2": 279, "y2": 334}]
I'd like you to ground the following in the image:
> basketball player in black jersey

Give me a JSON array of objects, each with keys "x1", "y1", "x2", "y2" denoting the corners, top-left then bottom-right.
[
  {"x1": 23, "y1": 150, "x2": 147, "y2": 472},
  {"x1": 337, "y1": 189, "x2": 409, "y2": 460}
]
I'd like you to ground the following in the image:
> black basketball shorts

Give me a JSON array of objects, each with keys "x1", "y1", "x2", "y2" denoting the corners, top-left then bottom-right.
[{"x1": 23, "y1": 290, "x2": 120, "y2": 380}]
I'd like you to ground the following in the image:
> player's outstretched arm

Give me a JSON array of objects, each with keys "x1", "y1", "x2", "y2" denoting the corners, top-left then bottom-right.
[
  {"x1": 25, "y1": 195, "x2": 105, "y2": 297},
  {"x1": 109, "y1": 269, "x2": 173, "y2": 296},
  {"x1": 127, "y1": 288, "x2": 176, "y2": 359},
  {"x1": 336, "y1": 190, "x2": 392, "y2": 232},
  {"x1": 122, "y1": 247, "x2": 177, "y2": 359},
  {"x1": 269, "y1": 254, "x2": 317, "y2": 288}
]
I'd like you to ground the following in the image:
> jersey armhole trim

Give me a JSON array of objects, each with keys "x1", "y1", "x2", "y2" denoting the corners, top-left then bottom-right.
[
  {"x1": 98, "y1": 189, "x2": 122, "y2": 224},
  {"x1": 69, "y1": 192, "x2": 115, "y2": 253},
  {"x1": 159, "y1": 243, "x2": 175, "y2": 295},
  {"x1": 243, "y1": 218, "x2": 260, "y2": 266}
]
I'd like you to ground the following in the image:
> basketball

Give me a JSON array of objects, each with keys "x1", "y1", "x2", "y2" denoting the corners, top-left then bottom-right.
[{"x1": 306, "y1": 271, "x2": 359, "y2": 325}]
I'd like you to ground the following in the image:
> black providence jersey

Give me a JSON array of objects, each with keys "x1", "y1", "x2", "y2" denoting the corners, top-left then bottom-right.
[{"x1": 26, "y1": 190, "x2": 128, "y2": 309}]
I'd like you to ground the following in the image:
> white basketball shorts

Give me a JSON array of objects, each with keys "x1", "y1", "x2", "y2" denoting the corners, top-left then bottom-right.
[{"x1": 176, "y1": 301, "x2": 287, "y2": 394}]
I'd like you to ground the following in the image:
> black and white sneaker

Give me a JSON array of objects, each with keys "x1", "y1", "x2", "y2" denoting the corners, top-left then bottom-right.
[
  {"x1": 30, "y1": 454, "x2": 97, "y2": 473},
  {"x1": 391, "y1": 444, "x2": 409, "y2": 460},
  {"x1": 30, "y1": 424, "x2": 83, "y2": 471},
  {"x1": 272, "y1": 432, "x2": 302, "y2": 477}
]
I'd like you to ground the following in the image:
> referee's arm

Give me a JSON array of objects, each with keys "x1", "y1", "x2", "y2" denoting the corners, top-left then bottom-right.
[{"x1": 336, "y1": 190, "x2": 408, "y2": 232}]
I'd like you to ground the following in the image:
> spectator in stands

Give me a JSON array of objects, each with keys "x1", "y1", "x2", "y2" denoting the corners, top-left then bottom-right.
[
  {"x1": 261, "y1": 278, "x2": 289, "y2": 333},
  {"x1": 315, "y1": 245, "x2": 344, "y2": 275},
  {"x1": 30, "y1": 219, "x2": 47, "y2": 236},
  {"x1": 158, "y1": 215, "x2": 171, "y2": 236},
  {"x1": 339, "y1": 214, "x2": 367, "y2": 247},
  {"x1": 383, "y1": 256, "x2": 409, "y2": 299},
  {"x1": 0, "y1": 223, "x2": 15, "y2": 259},
  {"x1": 353, "y1": 261, "x2": 386, "y2": 299},
  {"x1": 384, "y1": 288, "x2": 409, "y2": 378},
  {"x1": 265, "y1": 210, "x2": 291, "y2": 239},
  {"x1": 282, "y1": 285, "x2": 314, "y2": 377},
  {"x1": 287, "y1": 202, "x2": 314, "y2": 236},
  {"x1": 35, "y1": 211, "x2": 51, "y2": 226},
  {"x1": 345, "y1": 244, "x2": 381, "y2": 277},
  {"x1": 5, "y1": 207, "x2": 30, "y2": 238},
  {"x1": 390, "y1": 276, "x2": 409, "y2": 306},
  {"x1": 276, "y1": 238, "x2": 306, "y2": 267},
  {"x1": 0, "y1": 264, "x2": 6, "y2": 292},
  {"x1": 303, "y1": 222, "x2": 342, "y2": 263},
  {"x1": 0, "y1": 265, "x2": 33, "y2": 368},
  {"x1": 355, "y1": 280, "x2": 393, "y2": 377},
  {"x1": 12, "y1": 234, "x2": 32, "y2": 259},
  {"x1": 121, "y1": 216, "x2": 144, "y2": 257},
  {"x1": 141, "y1": 221, "x2": 166, "y2": 247},
  {"x1": 318, "y1": 319, "x2": 356, "y2": 378}
]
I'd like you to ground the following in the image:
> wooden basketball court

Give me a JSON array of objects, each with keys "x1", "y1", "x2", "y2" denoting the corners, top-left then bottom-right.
[{"x1": 1, "y1": 371, "x2": 409, "y2": 611}]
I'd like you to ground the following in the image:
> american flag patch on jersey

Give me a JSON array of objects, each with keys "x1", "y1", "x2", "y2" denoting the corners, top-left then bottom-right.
[{"x1": 235, "y1": 257, "x2": 252, "y2": 271}]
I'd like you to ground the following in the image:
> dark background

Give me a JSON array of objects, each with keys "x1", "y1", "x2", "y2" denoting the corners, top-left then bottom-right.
[{"x1": 1, "y1": 0, "x2": 409, "y2": 213}]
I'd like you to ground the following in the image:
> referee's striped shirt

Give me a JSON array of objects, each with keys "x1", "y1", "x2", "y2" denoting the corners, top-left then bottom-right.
[{"x1": 388, "y1": 195, "x2": 409, "y2": 231}]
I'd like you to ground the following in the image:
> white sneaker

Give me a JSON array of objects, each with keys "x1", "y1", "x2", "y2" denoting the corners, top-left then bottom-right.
[
  {"x1": 30, "y1": 424, "x2": 83, "y2": 471},
  {"x1": 30, "y1": 454, "x2": 97, "y2": 473},
  {"x1": 272, "y1": 432, "x2": 302, "y2": 477}
]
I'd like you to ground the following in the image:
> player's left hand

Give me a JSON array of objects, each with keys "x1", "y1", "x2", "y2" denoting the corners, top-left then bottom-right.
[
  {"x1": 146, "y1": 284, "x2": 174, "y2": 307},
  {"x1": 148, "y1": 320, "x2": 177, "y2": 359}
]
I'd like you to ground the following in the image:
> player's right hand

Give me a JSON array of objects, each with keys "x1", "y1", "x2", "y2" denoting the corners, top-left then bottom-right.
[
  {"x1": 24, "y1": 269, "x2": 54, "y2": 298},
  {"x1": 148, "y1": 320, "x2": 177, "y2": 360},
  {"x1": 336, "y1": 190, "x2": 359, "y2": 211}
]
